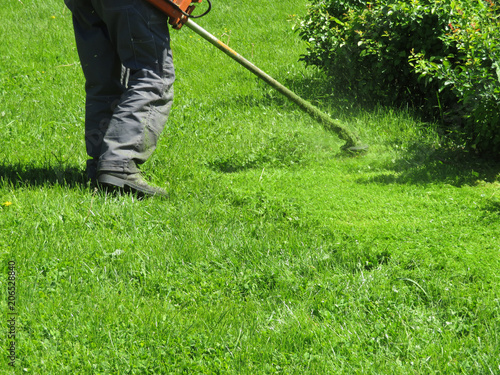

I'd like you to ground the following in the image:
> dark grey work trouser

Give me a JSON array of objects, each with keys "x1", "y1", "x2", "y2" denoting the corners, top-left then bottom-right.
[{"x1": 65, "y1": 0, "x2": 175, "y2": 176}]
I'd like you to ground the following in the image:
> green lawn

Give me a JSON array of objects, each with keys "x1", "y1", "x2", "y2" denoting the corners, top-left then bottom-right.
[{"x1": 1, "y1": 0, "x2": 499, "y2": 373}]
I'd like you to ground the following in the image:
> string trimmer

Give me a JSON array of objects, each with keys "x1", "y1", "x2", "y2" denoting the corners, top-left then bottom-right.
[{"x1": 145, "y1": 0, "x2": 367, "y2": 151}]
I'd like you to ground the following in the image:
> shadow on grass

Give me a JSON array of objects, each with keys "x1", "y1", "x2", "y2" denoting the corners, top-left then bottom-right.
[
  {"x1": 0, "y1": 163, "x2": 87, "y2": 188},
  {"x1": 482, "y1": 200, "x2": 500, "y2": 216},
  {"x1": 358, "y1": 144, "x2": 500, "y2": 187}
]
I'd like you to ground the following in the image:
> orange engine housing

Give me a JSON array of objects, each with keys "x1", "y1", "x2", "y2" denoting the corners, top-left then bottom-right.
[{"x1": 145, "y1": 0, "x2": 202, "y2": 29}]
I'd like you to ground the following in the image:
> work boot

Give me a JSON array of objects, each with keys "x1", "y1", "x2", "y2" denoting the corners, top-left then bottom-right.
[{"x1": 97, "y1": 172, "x2": 168, "y2": 197}]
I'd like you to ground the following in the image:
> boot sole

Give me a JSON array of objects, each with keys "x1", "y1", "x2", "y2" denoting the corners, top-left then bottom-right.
[{"x1": 97, "y1": 174, "x2": 167, "y2": 197}]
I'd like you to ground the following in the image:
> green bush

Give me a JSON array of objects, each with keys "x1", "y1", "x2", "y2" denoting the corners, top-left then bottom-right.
[
  {"x1": 298, "y1": 0, "x2": 500, "y2": 155},
  {"x1": 410, "y1": 0, "x2": 500, "y2": 153}
]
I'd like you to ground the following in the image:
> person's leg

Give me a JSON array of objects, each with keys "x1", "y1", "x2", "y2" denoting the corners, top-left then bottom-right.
[
  {"x1": 91, "y1": 0, "x2": 175, "y2": 175},
  {"x1": 64, "y1": 0, "x2": 125, "y2": 182}
]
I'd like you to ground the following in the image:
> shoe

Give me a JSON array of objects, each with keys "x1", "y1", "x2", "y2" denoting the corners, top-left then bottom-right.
[{"x1": 97, "y1": 172, "x2": 168, "y2": 197}]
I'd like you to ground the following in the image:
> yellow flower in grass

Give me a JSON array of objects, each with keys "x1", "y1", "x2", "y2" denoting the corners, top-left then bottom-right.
[{"x1": 2, "y1": 201, "x2": 12, "y2": 207}]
